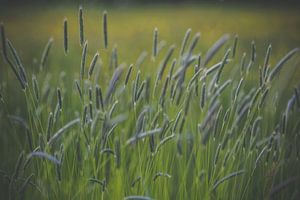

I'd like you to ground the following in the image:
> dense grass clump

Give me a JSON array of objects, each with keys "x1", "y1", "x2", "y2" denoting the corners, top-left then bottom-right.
[{"x1": 0, "y1": 7, "x2": 300, "y2": 200}]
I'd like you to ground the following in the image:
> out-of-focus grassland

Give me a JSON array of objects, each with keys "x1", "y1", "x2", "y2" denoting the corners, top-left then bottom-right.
[{"x1": 1, "y1": 4, "x2": 300, "y2": 62}]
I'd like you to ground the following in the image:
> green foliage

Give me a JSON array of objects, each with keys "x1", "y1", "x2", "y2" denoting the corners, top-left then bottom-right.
[{"x1": 0, "y1": 6, "x2": 300, "y2": 200}]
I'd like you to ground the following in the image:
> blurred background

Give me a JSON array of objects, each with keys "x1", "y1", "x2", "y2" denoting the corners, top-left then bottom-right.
[
  {"x1": 1, "y1": 0, "x2": 299, "y2": 85},
  {"x1": 1, "y1": 0, "x2": 300, "y2": 65},
  {"x1": 1, "y1": 0, "x2": 300, "y2": 4}
]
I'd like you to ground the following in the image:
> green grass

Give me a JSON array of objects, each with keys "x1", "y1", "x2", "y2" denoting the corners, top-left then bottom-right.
[{"x1": 0, "y1": 4, "x2": 300, "y2": 199}]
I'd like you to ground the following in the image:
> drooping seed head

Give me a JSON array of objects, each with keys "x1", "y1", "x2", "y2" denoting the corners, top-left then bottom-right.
[
  {"x1": 188, "y1": 32, "x2": 200, "y2": 56},
  {"x1": 2, "y1": 39, "x2": 25, "y2": 89},
  {"x1": 125, "y1": 64, "x2": 133, "y2": 87},
  {"x1": 81, "y1": 41, "x2": 88, "y2": 80},
  {"x1": 212, "y1": 170, "x2": 245, "y2": 191},
  {"x1": 134, "y1": 70, "x2": 141, "y2": 102},
  {"x1": 105, "y1": 65, "x2": 125, "y2": 104},
  {"x1": 263, "y1": 44, "x2": 272, "y2": 78},
  {"x1": 204, "y1": 34, "x2": 229, "y2": 66},
  {"x1": 267, "y1": 48, "x2": 299, "y2": 82},
  {"x1": 136, "y1": 81, "x2": 146, "y2": 101},
  {"x1": 234, "y1": 78, "x2": 244, "y2": 102},
  {"x1": 215, "y1": 48, "x2": 231, "y2": 85},
  {"x1": 88, "y1": 52, "x2": 99, "y2": 79},
  {"x1": 157, "y1": 44, "x2": 175, "y2": 81},
  {"x1": 180, "y1": 28, "x2": 191, "y2": 56},
  {"x1": 27, "y1": 151, "x2": 61, "y2": 165},
  {"x1": 7, "y1": 39, "x2": 28, "y2": 85},
  {"x1": 75, "y1": 80, "x2": 82, "y2": 100},
  {"x1": 172, "y1": 109, "x2": 182, "y2": 133},
  {"x1": 40, "y1": 37, "x2": 53, "y2": 70},
  {"x1": 232, "y1": 34, "x2": 238, "y2": 58}
]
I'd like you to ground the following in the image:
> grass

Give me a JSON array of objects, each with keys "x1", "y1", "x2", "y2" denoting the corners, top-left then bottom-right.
[{"x1": 0, "y1": 3, "x2": 300, "y2": 199}]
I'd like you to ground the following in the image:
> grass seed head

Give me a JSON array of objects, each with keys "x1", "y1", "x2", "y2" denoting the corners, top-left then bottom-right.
[{"x1": 63, "y1": 18, "x2": 68, "y2": 54}]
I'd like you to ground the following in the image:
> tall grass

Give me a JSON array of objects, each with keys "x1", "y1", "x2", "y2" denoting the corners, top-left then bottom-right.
[{"x1": 0, "y1": 7, "x2": 300, "y2": 200}]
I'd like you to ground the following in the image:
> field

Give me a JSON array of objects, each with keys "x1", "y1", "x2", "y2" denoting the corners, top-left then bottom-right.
[{"x1": 0, "y1": 3, "x2": 300, "y2": 199}]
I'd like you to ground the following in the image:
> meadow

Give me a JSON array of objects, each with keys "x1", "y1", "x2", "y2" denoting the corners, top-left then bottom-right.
[{"x1": 0, "y1": 3, "x2": 300, "y2": 199}]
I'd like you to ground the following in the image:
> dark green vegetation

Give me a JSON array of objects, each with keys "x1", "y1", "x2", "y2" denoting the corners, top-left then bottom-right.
[{"x1": 0, "y1": 5, "x2": 300, "y2": 199}]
